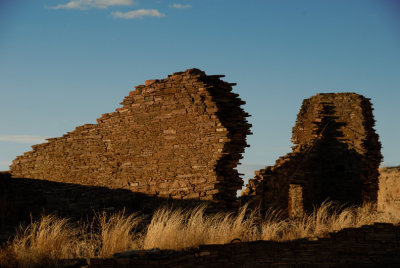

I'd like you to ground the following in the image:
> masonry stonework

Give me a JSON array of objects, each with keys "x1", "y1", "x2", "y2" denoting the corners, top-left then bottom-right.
[
  {"x1": 242, "y1": 93, "x2": 382, "y2": 216},
  {"x1": 10, "y1": 69, "x2": 251, "y2": 205},
  {"x1": 378, "y1": 166, "x2": 400, "y2": 212}
]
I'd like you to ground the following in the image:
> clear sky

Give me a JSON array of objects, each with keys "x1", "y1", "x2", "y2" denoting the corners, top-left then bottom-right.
[{"x1": 1, "y1": 0, "x2": 399, "y2": 185}]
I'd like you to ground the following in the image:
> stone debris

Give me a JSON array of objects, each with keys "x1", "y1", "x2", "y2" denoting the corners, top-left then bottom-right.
[
  {"x1": 10, "y1": 69, "x2": 251, "y2": 206},
  {"x1": 242, "y1": 93, "x2": 382, "y2": 217}
]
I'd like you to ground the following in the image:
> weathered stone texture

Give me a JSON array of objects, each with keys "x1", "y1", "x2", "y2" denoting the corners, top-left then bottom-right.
[
  {"x1": 242, "y1": 93, "x2": 382, "y2": 215},
  {"x1": 10, "y1": 69, "x2": 251, "y2": 205},
  {"x1": 378, "y1": 166, "x2": 400, "y2": 212}
]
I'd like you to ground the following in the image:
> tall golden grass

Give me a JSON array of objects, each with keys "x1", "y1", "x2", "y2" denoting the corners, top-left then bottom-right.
[
  {"x1": 144, "y1": 201, "x2": 400, "y2": 248},
  {"x1": 1, "y1": 201, "x2": 400, "y2": 267},
  {"x1": 0, "y1": 211, "x2": 142, "y2": 268}
]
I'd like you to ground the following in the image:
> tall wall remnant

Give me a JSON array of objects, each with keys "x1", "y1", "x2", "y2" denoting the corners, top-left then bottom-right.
[
  {"x1": 10, "y1": 69, "x2": 251, "y2": 206},
  {"x1": 242, "y1": 93, "x2": 382, "y2": 216}
]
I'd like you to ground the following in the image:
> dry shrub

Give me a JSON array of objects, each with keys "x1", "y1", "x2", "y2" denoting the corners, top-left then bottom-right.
[
  {"x1": 143, "y1": 204, "x2": 260, "y2": 249},
  {"x1": 1, "y1": 211, "x2": 143, "y2": 267},
  {"x1": 143, "y1": 206, "x2": 190, "y2": 249},
  {"x1": 73, "y1": 211, "x2": 143, "y2": 258},
  {"x1": 10, "y1": 215, "x2": 78, "y2": 267},
  {"x1": 0, "y1": 246, "x2": 18, "y2": 268},
  {"x1": 260, "y1": 208, "x2": 286, "y2": 240},
  {"x1": 143, "y1": 206, "x2": 210, "y2": 249},
  {"x1": 273, "y1": 202, "x2": 355, "y2": 241},
  {"x1": 260, "y1": 201, "x2": 400, "y2": 242},
  {"x1": 202, "y1": 204, "x2": 260, "y2": 245},
  {"x1": 144, "y1": 201, "x2": 400, "y2": 249},
  {"x1": 96, "y1": 211, "x2": 142, "y2": 256}
]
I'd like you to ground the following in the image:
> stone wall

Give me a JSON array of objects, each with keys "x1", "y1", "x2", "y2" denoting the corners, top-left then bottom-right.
[
  {"x1": 81, "y1": 223, "x2": 400, "y2": 267},
  {"x1": 242, "y1": 93, "x2": 382, "y2": 216},
  {"x1": 10, "y1": 69, "x2": 251, "y2": 206},
  {"x1": 0, "y1": 172, "x2": 163, "y2": 226},
  {"x1": 378, "y1": 166, "x2": 400, "y2": 212},
  {"x1": 0, "y1": 172, "x2": 208, "y2": 243}
]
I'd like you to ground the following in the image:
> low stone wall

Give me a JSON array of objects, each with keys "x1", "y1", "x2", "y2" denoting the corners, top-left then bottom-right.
[
  {"x1": 242, "y1": 93, "x2": 382, "y2": 216},
  {"x1": 83, "y1": 223, "x2": 400, "y2": 267},
  {"x1": 10, "y1": 69, "x2": 251, "y2": 206}
]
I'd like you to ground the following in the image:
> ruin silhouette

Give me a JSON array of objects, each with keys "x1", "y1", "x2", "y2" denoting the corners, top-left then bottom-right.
[
  {"x1": 242, "y1": 93, "x2": 382, "y2": 217},
  {"x1": 9, "y1": 69, "x2": 251, "y2": 207},
  {"x1": 7, "y1": 72, "x2": 382, "y2": 216}
]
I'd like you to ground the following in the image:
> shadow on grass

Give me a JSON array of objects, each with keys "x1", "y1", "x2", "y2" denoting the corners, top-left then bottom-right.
[{"x1": 0, "y1": 172, "x2": 215, "y2": 244}]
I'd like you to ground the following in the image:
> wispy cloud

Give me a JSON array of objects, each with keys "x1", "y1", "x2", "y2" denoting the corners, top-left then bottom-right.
[
  {"x1": 169, "y1": 3, "x2": 191, "y2": 9},
  {"x1": 49, "y1": 0, "x2": 135, "y2": 10},
  {"x1": 0, "y1": 161, "x2": 11, "y2": 166},
  {"x1": 0, "y1": 135, "x2": 49, "y2": 144},
  {"x1": 111, "y1": 9, "x2": 165, "y2": 19}
]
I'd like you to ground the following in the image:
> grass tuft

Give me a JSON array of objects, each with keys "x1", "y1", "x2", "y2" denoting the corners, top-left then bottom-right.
[
  {"x1": 1, "y1": 201, "x2": 399, "y2": 267},
  {"x1": 9, "y1": 215, "x2": 78, "y2": 267}
]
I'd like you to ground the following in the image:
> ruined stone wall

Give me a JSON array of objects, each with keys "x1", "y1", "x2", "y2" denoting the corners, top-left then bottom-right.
[
  {"x1": 10, "y1": 69, "x2": 251, "y2": 205},
  {"x1": 0, "y1": 173, "x2": 161, "y2": 231},
  {"x1": 242, "y1": 93, "x2": 382, "y2": 216},
  {"x1": 83, "y1": 223, "x2": 400, "y2": 267},
  {"x1": 378, "y1": 166, "x2": 400, "y2": 212}
]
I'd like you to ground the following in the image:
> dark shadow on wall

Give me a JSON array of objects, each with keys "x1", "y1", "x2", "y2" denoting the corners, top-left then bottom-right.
[
  {"x1": 299, "y1": 102, "x2": 366, "y2": 211},
  {"x1": 0, "y1": 172, "x2": 217, "y2": 244},
  {"x1": 204, "y1": 75, "x2": 252, "y2": 206},
  {"x1": 241, "y1": 102, "x2": 367, "y2": 215}
]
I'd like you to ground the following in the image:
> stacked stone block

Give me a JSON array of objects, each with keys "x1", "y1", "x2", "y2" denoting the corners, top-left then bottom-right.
[
  {"x1": 378, "y1": 166, "x2": 400, "y2": 212},
  {"x1": 10, "y1": 69, "x2": 251, "y2": 206},
  {"x1": 242, "y1": 93, "x2": 382, "y2": 215}
]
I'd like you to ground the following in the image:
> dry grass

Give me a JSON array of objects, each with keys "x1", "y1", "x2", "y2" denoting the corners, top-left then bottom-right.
[
  {"x1": 143, "y1": 204, "x2": 261, "y2": 249},
  {"x1": 0, "y1": 211, "x2": 143, "y2": 267},
  {"x1": 95, "y1": 211, "x2": 142, "y2": 256},
  {"x1": 6, "y1": 215, "x2": 78, "y2": 267},
  {"x1": 0, "y1": 245, "x2": 17, "y2": 268},
  {"x1": 143, "y1": 201, "x2": 400, "y2": 249},
  {"x1": 1, "y1": 201, "x2": 399, "y2": 267}
]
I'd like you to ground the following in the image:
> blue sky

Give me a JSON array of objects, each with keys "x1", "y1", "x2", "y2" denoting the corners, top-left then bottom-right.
[{"x1": 1, "y1": 0, "x2": 399, "y2": 184}]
